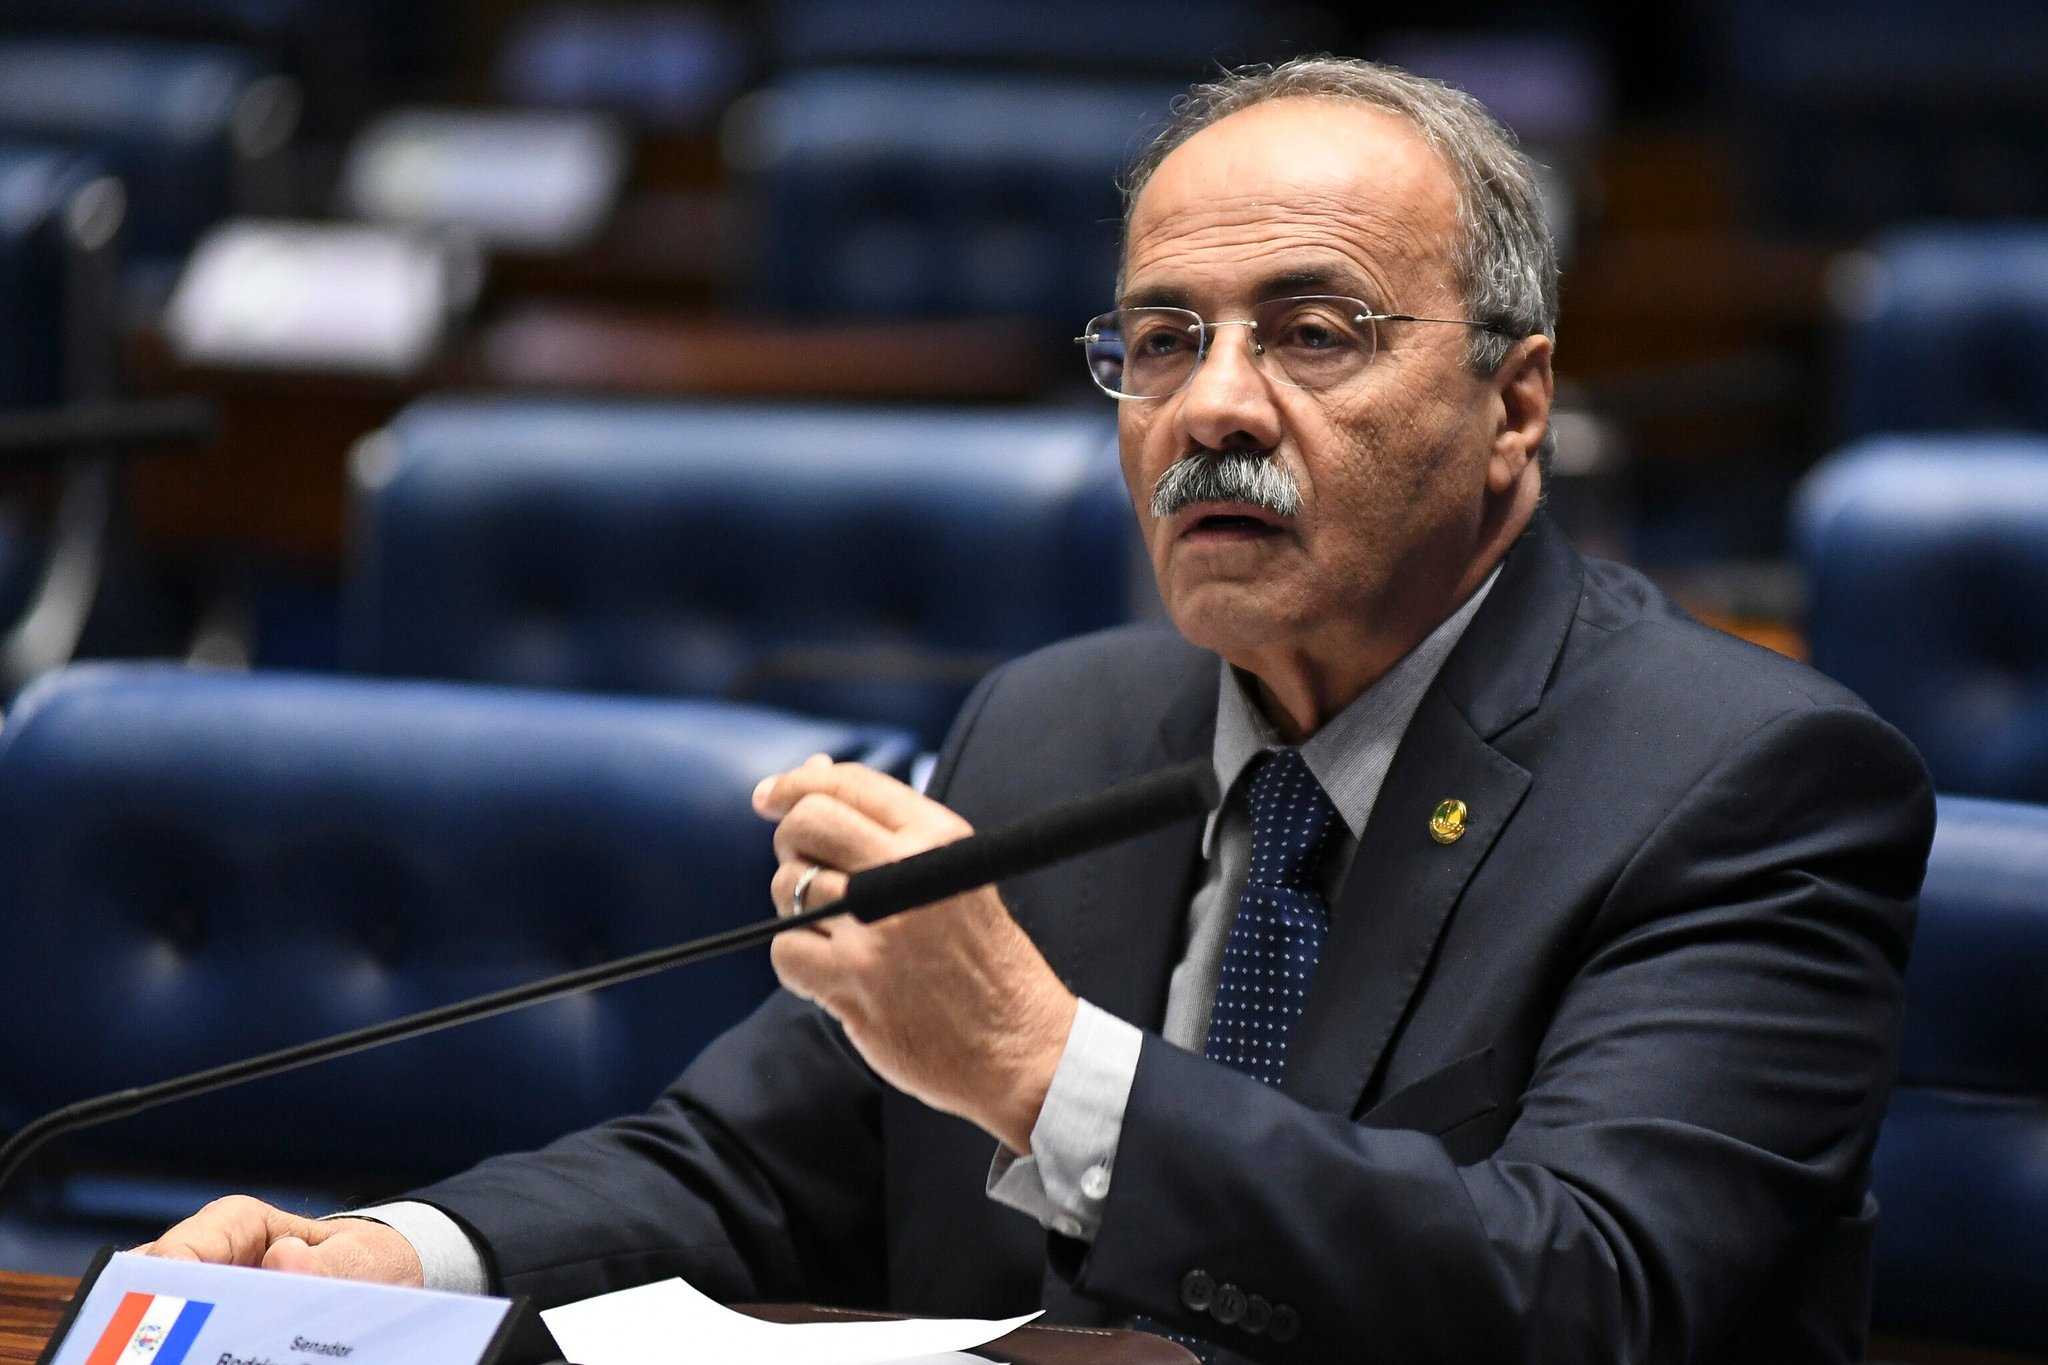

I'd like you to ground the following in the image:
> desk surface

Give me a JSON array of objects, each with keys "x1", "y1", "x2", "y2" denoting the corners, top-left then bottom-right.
[
  {"x1": 0, "y1": 1271, "x2": 1195, "y2": 1365},
  {"x1": 0, "y1": 1270, "x2": 70, "y2": 1365}
]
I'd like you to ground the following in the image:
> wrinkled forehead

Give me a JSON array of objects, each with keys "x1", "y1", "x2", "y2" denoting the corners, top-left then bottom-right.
[{"x1": 1121, "y1": 98, "x2": 1464, "y2": 306}]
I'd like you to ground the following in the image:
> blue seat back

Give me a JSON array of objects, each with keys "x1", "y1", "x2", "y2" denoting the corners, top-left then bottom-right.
[
  {"x1": 496, "y1": 6, "x2": 749, "y2": 131},
  {"x1": 1796, "y1": 436, "x2": 2048, "y2": 801},
  {"x1": 0, "y1": 39, "x2": 267, "y2": 259},
  {"x1": 1872, "y1": 794, "x2": 2048, "y2": 1353},
  {"x1": 346, "y1": 397, "x2": 1135, "y2": 747},
  {"x1": 0, "y1": 664, "x2": 916, "y2": 1190},
  {"x1": 1840, "y1": 226, "x2": 2048, "y2": 439},
  {"x1": 741, "y1": 69, "x2": 1174, "y2": 322}
]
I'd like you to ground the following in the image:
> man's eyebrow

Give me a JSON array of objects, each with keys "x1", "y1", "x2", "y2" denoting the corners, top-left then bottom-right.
[
  {"x1": 1119, "y1": 284, "x2": 1190, "y2": 309},
  {"x1": 1253, "y1": 267, "x2": 1371, "y2": 301},
  {"x1": 1118, "y1": 267, "x2": 1378, "y2": 310}
]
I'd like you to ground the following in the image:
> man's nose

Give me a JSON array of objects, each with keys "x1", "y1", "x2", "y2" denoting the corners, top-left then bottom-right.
[{"x1": 1176, "y1": 320, "x2": 1282, "y2": 453}]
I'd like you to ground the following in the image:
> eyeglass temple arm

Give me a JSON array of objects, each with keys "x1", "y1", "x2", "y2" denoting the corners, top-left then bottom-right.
[{"x1": 1370, "y1": 312, "x2": 1519, "y2": 337}]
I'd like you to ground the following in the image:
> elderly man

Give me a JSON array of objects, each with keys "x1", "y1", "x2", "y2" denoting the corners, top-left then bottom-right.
[{"x1": 143, "y1": 57, "x2": 1932, "y2": 1364}]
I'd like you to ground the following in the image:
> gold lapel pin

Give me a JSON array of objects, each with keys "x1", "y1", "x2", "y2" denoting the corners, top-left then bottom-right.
[{"x1": 1429, "y1": 798, "x2": 1469, "y2": 844}]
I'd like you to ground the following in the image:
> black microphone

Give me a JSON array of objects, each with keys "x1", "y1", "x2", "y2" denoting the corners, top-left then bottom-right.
[
  {"x1": 0, "y1": 758, "x2": 1218, "y2": 1195},
  {"x1": 841, "y1": 758, "x2": 1217, "y2": 921}
]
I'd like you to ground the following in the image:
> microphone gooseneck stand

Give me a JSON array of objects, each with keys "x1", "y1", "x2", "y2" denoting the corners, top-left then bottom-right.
[{"x1": 0, "y1": 759, "x2": 1218, "y2": 1197}]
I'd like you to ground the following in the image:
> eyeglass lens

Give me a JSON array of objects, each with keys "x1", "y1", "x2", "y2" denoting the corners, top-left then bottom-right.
[{"x1": 1081, "y1": 297, "x2": 1381, "y2": 399}]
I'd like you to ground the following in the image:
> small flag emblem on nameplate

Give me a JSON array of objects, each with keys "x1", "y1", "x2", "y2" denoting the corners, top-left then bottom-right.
[{"x1": 85, "y1": 1291, "x2": 214, "y2": 1365}]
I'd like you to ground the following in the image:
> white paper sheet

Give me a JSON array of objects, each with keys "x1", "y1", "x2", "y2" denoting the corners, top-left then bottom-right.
[{"x1": 540, "y1": 1275, "x2": 1040, "y2": 1365}]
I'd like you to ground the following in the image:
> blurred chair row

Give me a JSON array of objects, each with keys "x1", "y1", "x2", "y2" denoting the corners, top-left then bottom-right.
[
  {"x1": 1799, "y1": 436, "x2": 2048, "y2": 804},
  {"x1": 0, "y1": 663, "x2": 919, "y2": 1273},
  {"x1": 1781, "y1": 223, "x2": 2048, "y2": 1356},
  {"x1": 345, "y1": 400, "x2": 1135, "y2": 748},
  {"x1": 34, "y1": 0, "x2": 2048, "y2": 258},
  {"x1": 0, "y1": 390, "x2": 1142, "y2": 1268},
  {"x1": 0, "y1": 36, "x2": 291, "y2": 274},
  {"x1": 0, "y1": 662, "x2": 2041, "y2": 1362},
  {"x1": 0, "y1": 3, "x2": 1227, "y2": 697},
  {"x1": 25, "y1": 0, "x2": 2048, "y2": 336},
  {"x1": 1798, "y1": 222, "x2": 2048, "y2": 806},
  {"x1": 0, "y1": 0, "x2": 444, "y2": 138},
  {"x1": 1836, "y1": 225, "x2": 2048, "y2": 440},
  {"x1": 1870, "y1": 792, "x2": 2048, "y2": 1359},
  {"x1": 0, "y1": 2, "x2": 1275, "y2": 335},
  {"x1": 318, "y1": 371, "x2": 2046, "y2": 806}
]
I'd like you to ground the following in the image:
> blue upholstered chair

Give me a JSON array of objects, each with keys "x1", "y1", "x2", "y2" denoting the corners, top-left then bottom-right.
[
  {"x1": 345, "y1": 397, "x2": 1135, "y2": 748},
  {"x1": 0, "y1": 38, "x2": 287, "y2": 262},
  {"x1": 496, "y1": 5, "x2": 749, "y2": 132},
  {"x1": 1871, "y1": 794, "x2": 2048, "y2": 1357},
  {"x1": 734, "y1": 68, "x2": 1175, "y2": 323},
  {"x1": 1795, "y1": 436, "x2": 2048, "y2": 802},
  {"x1": 0, "y1": 663, "x2": 916, "y2": 1274},
  {"x1": 1839, "y1": 226, "x2": 2048, "y2": 440}
]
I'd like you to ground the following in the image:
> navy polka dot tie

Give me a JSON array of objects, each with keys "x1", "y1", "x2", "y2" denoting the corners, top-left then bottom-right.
[
  {"x1": 1204, "y1": 748, "x2": 1343, "y2": 1087},
  {"x1": 1136, "y1": 751, "x2": 1344, "y2": 1361}
]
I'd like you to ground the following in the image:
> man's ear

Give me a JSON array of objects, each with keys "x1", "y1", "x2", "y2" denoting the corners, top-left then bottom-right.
[{"x1": 1488, "y1": 334, "x2": 1554, "y2": 494}]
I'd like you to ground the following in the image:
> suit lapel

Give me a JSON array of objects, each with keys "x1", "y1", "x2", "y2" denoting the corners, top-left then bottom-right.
[
  {"x1": 1282, "y1": 514, "x2": 1583, "y2": 1115},
  {"x1": 1282, "y1": 688, "x2": 1529, "y2": 1113}
]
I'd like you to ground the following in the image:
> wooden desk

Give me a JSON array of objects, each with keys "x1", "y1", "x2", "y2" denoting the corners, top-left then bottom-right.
[
  {"x1": 0, "y1": 1271, "x2": 1194, "y2": 1365},
  {"x1": 0, "y1": 1271, "x2": 70, "y2": 1365}
]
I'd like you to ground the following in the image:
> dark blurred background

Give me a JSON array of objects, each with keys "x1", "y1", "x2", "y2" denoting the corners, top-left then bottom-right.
[{"x1": 4, "y1": 0, "x2": 2043, "y2": 696}]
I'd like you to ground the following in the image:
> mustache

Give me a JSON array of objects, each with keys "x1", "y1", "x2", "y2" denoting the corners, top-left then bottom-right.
[{"x1": 1150, "y1": 450, "x2": 1302, "y2": 521}]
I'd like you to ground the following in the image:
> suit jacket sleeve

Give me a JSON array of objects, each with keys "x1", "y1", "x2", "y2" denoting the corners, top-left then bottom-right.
[
  {"x1": 405, "y1": 989, "x2": 885, "y2": 1307},
  {"x1": 404, "y1": 668, "x2": 1013, "y2": 1309},
  {"x1": 1065, "y1": 702, "x2": 1933, "y2": 1364}
]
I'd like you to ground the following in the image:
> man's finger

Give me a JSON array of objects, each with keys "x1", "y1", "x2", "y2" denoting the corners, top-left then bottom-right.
[
  {"x1": 755, "y1": 761, "x2": 949, "y2": 832},
  {"x1": 772, "y1": 863, "x2": 849, "y2": 919},
  {"x1": 147, "y1": 1197, "x2": 299, "y2": 1267},
  {"x1": 134, "y1": 1240, "x2": 199, "y2": 1262},
  {"x1": 769, "y1": 928, "x2": 830, "y2": 1001},
  {"x1": 262, "y1": 1236, "x2": 319, "y2": 1276},
  {"x1": 772, "y1": 792, "x2": 898, "y2": 872}
]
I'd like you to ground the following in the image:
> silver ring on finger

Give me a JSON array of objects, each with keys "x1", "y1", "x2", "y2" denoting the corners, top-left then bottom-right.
[{"x1": 790, "y1": 862, "x2": 824, "y2": 916}]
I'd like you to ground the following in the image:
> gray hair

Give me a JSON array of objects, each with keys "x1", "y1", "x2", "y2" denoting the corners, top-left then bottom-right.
[{"x1": 1122, "y1": 56, "x2": 1559, "y2": 382}]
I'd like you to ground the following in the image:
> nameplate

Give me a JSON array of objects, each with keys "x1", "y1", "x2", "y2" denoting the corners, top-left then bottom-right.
[{"x1": 36, "y1": 1250, "x2": 545, "y2": 1365}]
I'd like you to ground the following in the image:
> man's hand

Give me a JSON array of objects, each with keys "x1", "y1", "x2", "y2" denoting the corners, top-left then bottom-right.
[
  {"x1": 134, "y1": 1197, "x2": 423, "y2": 1284},
  {"x1": 753, "y1": 756, "x2": 1078, "y2": 1154}
]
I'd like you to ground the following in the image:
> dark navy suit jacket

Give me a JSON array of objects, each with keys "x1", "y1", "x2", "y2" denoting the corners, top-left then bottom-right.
[{"x1": 415, "y1": 515, "x2": 1934, "y2": 1364}]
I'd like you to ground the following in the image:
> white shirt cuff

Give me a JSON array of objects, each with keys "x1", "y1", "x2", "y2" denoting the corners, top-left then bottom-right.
[
  {"x1": 985, "y1": 998, "x2": 1142, "y2": 1242},
  {"x1": 338, "y1": 1201, "x2": 492, "y2": 1295}
]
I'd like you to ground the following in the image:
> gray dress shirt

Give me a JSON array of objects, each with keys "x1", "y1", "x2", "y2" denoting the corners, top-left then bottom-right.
[{"x1": 359, "y1": 570, "x2": 1497, "y2": 1289}]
